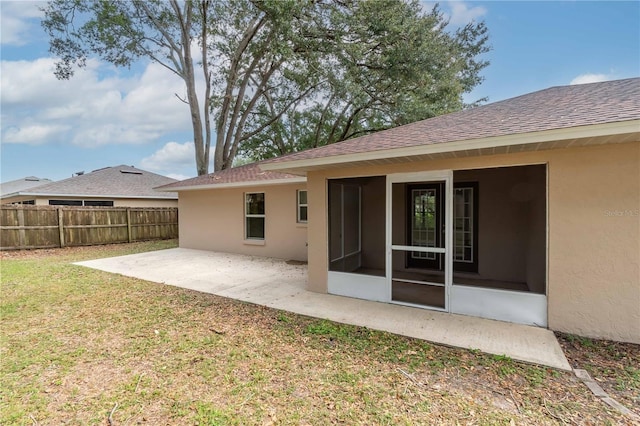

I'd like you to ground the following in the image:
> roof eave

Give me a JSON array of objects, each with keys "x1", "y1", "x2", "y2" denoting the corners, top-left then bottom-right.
[
  {"x1": 157, "y1": 177, "x2": 307, "y2": 192},
  {"x1": 0, "y1": 191, "x2": 23, "y2": 200},
  {"x1": 260, "y1": 120, "x2": 640, "y2": 174},
  {"x1": 2, "y1": 192, "x2": 178, "y2": 200}
]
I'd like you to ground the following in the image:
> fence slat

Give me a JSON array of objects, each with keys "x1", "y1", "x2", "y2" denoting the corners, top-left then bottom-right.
[
  {"x1": 64, "y1": 224, "x2": 128, "y2": 229},
  {"x1": 126, "y1": 208, "x2": 132, "y2": 243},
  {"x1": 17, "y1": 207, "x2": 26, "y2": 248},
  {"x1": 0, "y1": 205, "x2": 178, "y2": 250},
  {"x1": 2, "y1": 225, "x2": 59, "y2": 230},
  {"x1": 58, "y1": 208, "x2": 65, "y2": 248}
]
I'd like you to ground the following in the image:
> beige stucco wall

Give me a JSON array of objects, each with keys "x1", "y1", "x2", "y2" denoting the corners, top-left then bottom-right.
[
  {"x1": 113, "y1": 198, "x2": 178, "y2": 208},
  {"x1": 548, "y1": 142, "x2": 639, "y2": 343},
  {"x1": 178, "y1": 183, "x2": 308, "y2": 261},
  {"x1": 306, "y1": 141, "x2": 639, "y2": 343},
  {"x1": 29, "y1": 197, "x2": 178, "y2": 207}
]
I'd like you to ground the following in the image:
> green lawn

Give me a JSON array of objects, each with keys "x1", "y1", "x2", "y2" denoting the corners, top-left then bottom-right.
[{"x1": 1, "y1": 240, "x2": 637, "y2": 425}]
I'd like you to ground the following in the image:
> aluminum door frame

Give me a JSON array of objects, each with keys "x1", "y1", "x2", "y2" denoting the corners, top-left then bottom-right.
[{"x1": 386, "y1": 170, "x2": 453, "y2": 311}]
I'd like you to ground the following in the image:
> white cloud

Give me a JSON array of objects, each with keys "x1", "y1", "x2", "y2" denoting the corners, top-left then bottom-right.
[
  {"x1": 3, "y1": 123, "x2": 70, "y2": 145},
  {"x1": 166, "y1": 173, "x2": 192, "y2": 181},
  {"x1": 1, "y1": 58, "x2": 193, "y2": 147},
  {"x1": 140, "y1": 141, "x2": 195, "y2": 172},
  {"x1": 420, "y1": 1, "x2": 487, "y2": 28},
  {"x1": 570, "y1": 73, "x2": 613, "y2": 85},
  {"x1": 0, "y1": 1, "x2": 44, "y2": 46},
  {"x1": 445, "y1": 1, "x2": 487, "y2": 26}
]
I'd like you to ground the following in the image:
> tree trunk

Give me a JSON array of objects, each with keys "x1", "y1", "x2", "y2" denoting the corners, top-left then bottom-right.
[{"x1": 171, "y1": 0, "x2": 208, "y2": 176}]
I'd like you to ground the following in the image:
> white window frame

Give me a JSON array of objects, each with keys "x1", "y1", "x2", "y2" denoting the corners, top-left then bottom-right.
[
  {"x1": 453, "y1": 186, "x2": 474, "y2": 263},
  {"x1": 297, "y1": 190, "x2": 308, "y2": 223},
  {"x1": 244, "y1": 192, "x2": 265, "y2": 240}
]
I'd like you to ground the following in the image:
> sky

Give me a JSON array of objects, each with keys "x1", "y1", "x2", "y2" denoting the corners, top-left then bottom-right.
[{"x1": 1, "y1": 1, "x2": 639, "y2": 182}]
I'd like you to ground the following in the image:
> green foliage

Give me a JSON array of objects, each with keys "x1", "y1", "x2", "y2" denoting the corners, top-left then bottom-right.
[
  {"x1": 42, "y1": 1, "x2": 170, "y2": 79},
  {"x1": 523, "y1": 366, "x2": 547, "y2": 387},
  {"x1": 492, "y1": 353, "x2": 513, "y2": 362},
  {"x1": 276, "y1": 312, "x2": 291, "y2": 323},
  {"x1": 615, "y1": 365, "x2": 640, "y2": 392},
  {"x1": 305, "y1": 320, "x2": 348, "y2": 337},
  {"x1": 566, "y1": 333, "x2": 596, "y2": 348},
  {"x1": 493, "y1": 354, "x2": 517, "y2": 377},
  {"x1": 240, "y1": 0, "x2": 490, "y2": 161},
  {"x1": 194, "y1": 402, "x2": 237, "y2": 425}
]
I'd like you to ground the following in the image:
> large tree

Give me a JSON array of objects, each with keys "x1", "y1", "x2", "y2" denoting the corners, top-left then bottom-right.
[
  {"x1": 207, "y1": 0, "x2": 331, "y2": 170},
  {"x1": 240, "y1": 0, "x2": 490, "y2": 160},
  {"x1": 42, "y1": 0, "x2": 489, "y2": 174}
]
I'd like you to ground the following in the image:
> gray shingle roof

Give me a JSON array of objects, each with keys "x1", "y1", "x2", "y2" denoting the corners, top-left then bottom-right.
[
  {"x1": 157, "y1": 162, "x2": 302, "y2": 191},
  {"x1": 1, "y1": 177, "x2": 52, "y2": 197},
  {"x1": 7, "y1": 165, "x2": 178, "y2": 199},
  {"x1": 264, "y1": 77, "x2": 640, "y2": 165}
]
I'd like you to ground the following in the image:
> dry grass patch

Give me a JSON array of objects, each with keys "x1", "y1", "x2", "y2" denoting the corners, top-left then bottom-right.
[
  {"x1": 558, "y1": 332, "x2": 640, "y2": 414},
  {"x1": 1, "y1": 241, "x2": 638, "y2": 425}
]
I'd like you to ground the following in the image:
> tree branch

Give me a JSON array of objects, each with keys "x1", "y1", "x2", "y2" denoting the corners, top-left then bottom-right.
[
  {"x1": 314, "y1": 93, "x2": 335, "y2": 148},
  {"x1": 215, "y1": 14, "x2": 267, "y2": 170},
  {"x1": 227, "y1": 58, "x2": 285, "y2": 165},
  {"x1": 239, "y1": 82, "x2": 319, "y2": 143},
  {"x1": 222, "y1": 28, "x2": 275, "y2": 160},
  {"x1": 327, "y1": 100, "x2": 352, "y2": 144}
]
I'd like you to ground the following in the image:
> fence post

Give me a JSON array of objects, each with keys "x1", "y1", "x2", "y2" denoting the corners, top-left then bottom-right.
[
  {"x1": 57, "y1": 207, "x2": 65, "y2": 248},
  {"x1": 126, "y1": 208, "x2": 132, "y2": 243},
  {"x1": 17, "y1": 206, "x2": 26, "y2": 248}
]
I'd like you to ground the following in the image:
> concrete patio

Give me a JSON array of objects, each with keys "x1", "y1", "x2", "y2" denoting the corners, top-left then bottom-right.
[{"x1": 76, "y1": 247, "x2": 571, "y2": 371}]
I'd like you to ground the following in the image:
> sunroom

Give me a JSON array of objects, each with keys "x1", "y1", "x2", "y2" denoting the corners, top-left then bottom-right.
[{"x1": 327, "y1": 164, "x2": 547, "y2": 326}]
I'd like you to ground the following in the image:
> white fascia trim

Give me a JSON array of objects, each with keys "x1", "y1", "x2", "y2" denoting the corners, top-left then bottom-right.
[
  {"x1": 0, "y1": 192, "x2": 23, "y2": 200},
  {"x1": 158, "y1": 177, "x2": 307, "y2": 192},
  {"x1": 8, "y1": 192, "x2": 178, "y2": 200},
  {"x1": 260, "y1": 120, "x2": 640, "y2": 172}
]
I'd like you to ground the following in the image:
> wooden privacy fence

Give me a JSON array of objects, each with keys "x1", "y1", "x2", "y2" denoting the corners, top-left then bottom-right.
[{"x1": 1, "y1": 205, "x2": 178, "y2": 250}]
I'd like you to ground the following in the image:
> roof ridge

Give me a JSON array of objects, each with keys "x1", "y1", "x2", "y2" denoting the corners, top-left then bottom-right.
[{"x1": 547, "y1": 76, "x2": 640, "y2": 90}]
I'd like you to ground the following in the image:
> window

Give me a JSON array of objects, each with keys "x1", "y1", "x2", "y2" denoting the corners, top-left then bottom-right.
[
  {"x1": 453, "y1": 182, "x2": 478, "y2": 272},
  {"x1": 84, "y1": 200, "x2": 114, "y2": 207},
  {"x1": 410, "y1": 186, "x2": 439, "y2": 262},
  {"x1": 245, "y1": 192, "x2": 265, "y2": 240},
  {"x1": 48, "y1": 199, "x2": 114, "y2": 206},
  {"x1": 297, "y1": 190, "x2": 308, "y2": 223},
  {"x1": 49, "y1": 199, "x2": 83, "y2": 206}
]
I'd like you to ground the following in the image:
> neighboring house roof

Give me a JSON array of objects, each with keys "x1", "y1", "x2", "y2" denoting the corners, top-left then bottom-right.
[
  {"x1": 1, "y1": 165, "x2": 178, "y2": 200},
  {"x1": 261, "y1": 78, "x2": 640, "y2": 174},
  {"x1": 157, "y1": 162, "x2": 305, "y2": 192},
  {"x1": 1, "y1": 176, "x2": 52, "y2": 197}
]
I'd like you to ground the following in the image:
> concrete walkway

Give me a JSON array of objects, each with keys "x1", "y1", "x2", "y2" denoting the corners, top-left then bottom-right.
[{"x1": 76, "y1": 248, "x2": 571, "y2": 370}]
